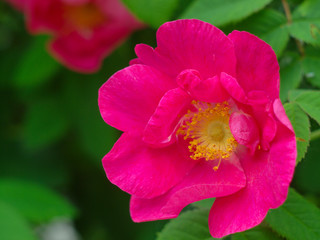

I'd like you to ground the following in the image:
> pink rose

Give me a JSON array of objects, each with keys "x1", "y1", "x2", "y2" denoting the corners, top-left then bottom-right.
[
  {"x1": 6, "y1": 0, "x2": 144, "y2": 72},
  {"x1": 98, "y1": 19, "x2": 296, "y2": 238}
]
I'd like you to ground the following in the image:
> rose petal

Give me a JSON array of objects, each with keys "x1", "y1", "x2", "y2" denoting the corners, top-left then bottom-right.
[
  {"x1": 134, "y1": 44, "x2": 176, "y2": 78},
  {"x1": 228, "y1": 31, "x2": 280, "y2": 99},
  {"x1": 130, "y1": 155, "x2": 246, "y2": 222},
  {"x1": 247, "y1": 90, "x2": 270, "y2": 106},
  {"x1": 50, "y1": 22, "x2": 138, "y2": 72},
  {"x1": 61, "y1": 0, "x2": 89, "y2": 4},
  {"x1": 209, "y1": 122, "x2": 296, "y2": 238},
  {"x1": 229, "y1": 112, "x2": 260, "y2": 153},
  {"x1": 143, "y1": 88, "x2": 192, "y2": 147},
  {"x1": 261, "y1": 114, "x2": 277, "y2": 150},
  {"x1": 192, "y1": 75, "x2": 230, "y2": 103},
  {"x1": 273, "y1": 98, "x2": 294, "y2": 132},
  {"x1": 176, "y1": 69, "x2": 229, "y2": 103},
  {"x1": 176, "y1": 69, "x2": 202, "y2": 93},
  {"x1": 27, "y1": 0, "x2": 65, "y2": 33},
  {"x1": 136, "y1": 19, "x2": 236, "y2": 79},
  {"x1": 220, "y1": 72, "x2": 247, "y2": 103},
  {"x1": 98, "y1": 64, "x2": 176, "y2": 132},
  {"x1": 103, "y1": 132, "x2": 197, "y2": 199},
  {"x1": 129, "y1": 58, "x2": 143, "y2": 65}
]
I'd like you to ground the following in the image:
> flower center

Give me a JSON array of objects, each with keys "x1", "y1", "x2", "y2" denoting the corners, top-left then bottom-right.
[
  {"x1": 207, "y1": 121, "x2": 225, "y2": 141},
  {"x1": 177, "y1": 101, "x2": 238, "y2": 171},
  {"x1": 64, "y1": 3, "x2": 106, "y2": 30}
]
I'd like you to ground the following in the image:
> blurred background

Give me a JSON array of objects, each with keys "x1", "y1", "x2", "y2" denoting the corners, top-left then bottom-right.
[
  {"x1": 1, "y1": 0, "x2": 320, "y2": 239},
  {"x1": 0, "y1": 1, "x2": 167, "y2": 239}
]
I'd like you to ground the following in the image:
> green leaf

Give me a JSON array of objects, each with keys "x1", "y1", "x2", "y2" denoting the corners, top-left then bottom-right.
[
  {"x1": 294, "y1": 90, "x2": 320, "y2": 124},
  {"x1": 13, "y1": 36, "x2": 59, "y2": 88},
  {"x1": 261, "y1": 26, "x2": 289, "y2": 57},
  {"x1": 232, "y1": 226, "x2": 282, "y2": 240},
  {"x1": 287, "y1": 20, "x2": 320, "y2": 46},
  {"x1": 294, "y1": 138, "x2": 320, "y2": 195},
  {"x1": 121, "y1": 0, "x2": 179, "y2": 28},
  {"x1": 0, "y1": 201, "x2": 37, "y2": 240},
  {"x1": 289, "y1": 1, "x2": 320, "y2": 46},
  {"x1": 192, "y1": 198, "x2": 215, "y2": 209},
  {"x1": 303, "y1": 57, "x2": 320, "y2": 87},
  {"x1": 293, "y1": 0, "x2": 320, "y2": 19},
  {"x1": 156, "y1": 208, "x2": 213, "y2": 240},
  {"x1": 288, "y1": 89, "x2": 307, "y2": 102},
  {"x1": 0, "y1": 179, "x2": 77, "y2": 223},
  {"x1": 301, "y1": 46, "x2": 320, "y2": 88},
  {"x1": 236, "y1": 9, "x2": 289, "y2": 56},
  {"x1": 266, "y1": 188, "x2": 320, "y2": 240},
  {"x1": 284, "y1": 102, "x2": 310, "y2": 164},
  {"x1": 23, "y1": 96, "x2": 69, "y2": 150},
  {"x1": 280, "y1": 54, "x2": 303, "y2": 101},
  {"x1": 180, "y1": 0, "x2": 272, "y2": 27}
]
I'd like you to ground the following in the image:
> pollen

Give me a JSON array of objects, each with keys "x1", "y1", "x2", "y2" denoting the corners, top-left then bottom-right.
[{"x1": 177, "y1": 101, "x2": 238, "y2": 171}]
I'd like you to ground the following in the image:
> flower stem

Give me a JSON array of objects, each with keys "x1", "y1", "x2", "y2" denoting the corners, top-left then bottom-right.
[
  {"x1": 310, "y1": 129, "x2": 320, "y2": 141},
  {"x1": 281, "y1": 0, "x2": 305, "y2": 56},
  {"x1": 281, "y1": 0, "x2": 292, "y2": 23}
]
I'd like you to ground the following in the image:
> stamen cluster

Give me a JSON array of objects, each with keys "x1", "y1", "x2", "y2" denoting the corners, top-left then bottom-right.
[{"x1": 178, "y1": 101, "x2": 238, "y2": 170}]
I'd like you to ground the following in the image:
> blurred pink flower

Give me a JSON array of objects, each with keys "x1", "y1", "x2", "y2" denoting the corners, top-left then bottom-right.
[
  {"x1": 5, "y1": 0, "x2": 25, "y2": 10},
  {"x1": 98, "y1": 19, "x2": 296, "y2": 237},
  {"x1": 6, "y1": 0, "x2": 144, "y2": 72}
]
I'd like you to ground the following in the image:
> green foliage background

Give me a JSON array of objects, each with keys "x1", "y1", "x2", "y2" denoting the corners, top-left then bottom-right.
[{"x1": 1, "y1": 0, "x2": 320, "y2": 239}]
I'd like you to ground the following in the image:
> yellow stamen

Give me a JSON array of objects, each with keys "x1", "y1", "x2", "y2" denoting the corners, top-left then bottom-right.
[{"x1": 177, "y1": 101, "x2": 238, "y2": 171}]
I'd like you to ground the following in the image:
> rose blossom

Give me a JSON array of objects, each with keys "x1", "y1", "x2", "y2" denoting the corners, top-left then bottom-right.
[
  {"x1": 6, "y1": 0, "x2": 144, "y2": 72},
  {"x1": 98, "y1": 19, "x2": 296, "y2": 237}
]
